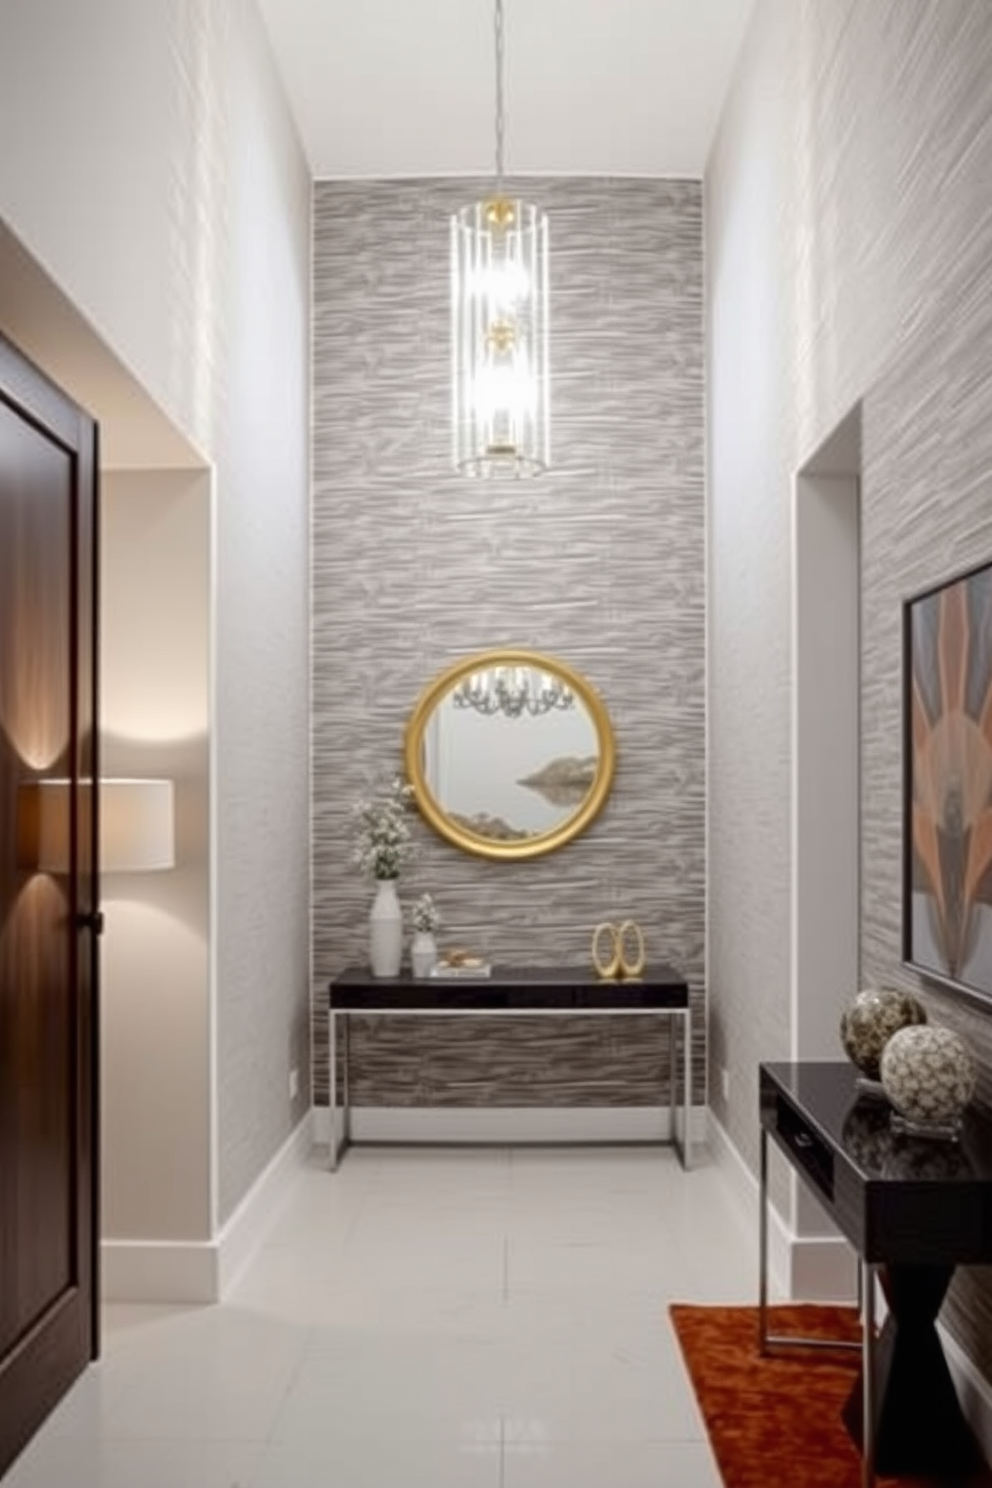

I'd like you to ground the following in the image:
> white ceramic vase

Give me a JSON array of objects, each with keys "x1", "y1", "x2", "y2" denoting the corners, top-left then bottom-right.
[
  {"x1": 410, "y1": 930, "x2": 437, "y2": 979},
  {"x1": 369, "y1": 878, "x2": 403, "y2": 978}
]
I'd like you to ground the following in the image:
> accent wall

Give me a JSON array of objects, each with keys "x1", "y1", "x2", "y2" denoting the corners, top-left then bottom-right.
[{"x1": 312, "y1": 178, "x2": 705, "y2": 1114}]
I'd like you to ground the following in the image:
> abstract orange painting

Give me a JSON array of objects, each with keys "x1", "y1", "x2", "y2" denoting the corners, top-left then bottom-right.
[{"x1": 905, "y1": 560, "x2": 992, "y2": 1000}]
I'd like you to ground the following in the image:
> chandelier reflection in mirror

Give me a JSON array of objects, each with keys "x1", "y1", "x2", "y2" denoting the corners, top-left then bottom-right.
[
  {"x1": 453, "y1": 665, "x2": 575, "y2": 719},
  {"x1": 451, "y1": 0, "x2": 549, "y2": 478}
]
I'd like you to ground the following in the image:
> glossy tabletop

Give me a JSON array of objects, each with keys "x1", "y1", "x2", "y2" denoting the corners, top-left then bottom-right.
[
  {"x1": 760, "y1": 1060, "x2": 992, "y2": 1265},
  {"x1": 329, "y1": 964, "x2": 690, "y2": 1013}
]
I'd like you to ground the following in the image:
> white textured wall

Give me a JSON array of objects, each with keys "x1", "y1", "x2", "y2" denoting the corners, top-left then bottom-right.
[
  {"x1": 707, "y1": 0, "x2": 992, "y2": 1164},
  {"x1": 707, "y1": 0, "x2": 992, "y2": 1366},
  {"x1": 213, "y1": 4, "x2": 312, "y2": 1221},
  {"x1": 101, "y1": 471, "x2": 210, "y2": 1241},
  {"x1": 0, "y1": 0, "x2": 312, "y2": 1227},
  {"x1": 706, "y1": 0, "x2": 801, "y2": 1165},
  {"x1": 0, "y1": 1, "x2": 210, "y2": 454}
]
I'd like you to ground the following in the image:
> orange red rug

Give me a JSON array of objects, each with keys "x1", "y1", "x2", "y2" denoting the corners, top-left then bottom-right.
[{"x1": 669, "y1": 1304, "x2": 992, "y2": 1488}]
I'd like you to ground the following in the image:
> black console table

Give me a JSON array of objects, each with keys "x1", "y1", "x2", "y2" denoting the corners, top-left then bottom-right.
[
  {"x1": 759, "y1": 1061, "x2": 992, "y2": 1486},
  {"x1": 328, "y1": 965, "x2": 691, "y2": 1171}
]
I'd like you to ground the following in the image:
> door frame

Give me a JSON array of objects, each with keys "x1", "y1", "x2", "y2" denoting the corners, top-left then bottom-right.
[{"x1": 0, "y1": 330, "x2": 100, "y2": 1475}]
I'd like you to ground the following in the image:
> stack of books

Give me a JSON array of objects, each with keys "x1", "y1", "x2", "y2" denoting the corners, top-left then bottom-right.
[{"x1": 429, "y1": 953, "x2": 492, "y2": 979}]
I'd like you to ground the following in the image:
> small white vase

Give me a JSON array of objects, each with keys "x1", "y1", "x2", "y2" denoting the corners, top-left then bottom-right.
[
  {"x1": 411, "y1": 930, "x2": 437, "y2": 979},
  {"x1": 369, "y1": 878, "x2": 402, "y2": 978}
]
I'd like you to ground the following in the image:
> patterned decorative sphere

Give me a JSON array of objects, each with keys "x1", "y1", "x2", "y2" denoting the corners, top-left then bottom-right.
[
  {"x1": 839, "y1": 989, "x2": 927, "y2": 1080},
  {"x1": 880, "y1": 1025, "x2": 976, "y2": 1128}
]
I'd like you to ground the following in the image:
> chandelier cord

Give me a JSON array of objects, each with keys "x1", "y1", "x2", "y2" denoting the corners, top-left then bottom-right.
[{"x1": 494, "y1": 0, "x2": 506, "y2": 190}]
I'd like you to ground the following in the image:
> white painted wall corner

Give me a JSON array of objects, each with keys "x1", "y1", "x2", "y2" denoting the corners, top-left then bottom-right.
[{"x1": 102, "y1": 1110, "x2": 314, "y2": 1304}]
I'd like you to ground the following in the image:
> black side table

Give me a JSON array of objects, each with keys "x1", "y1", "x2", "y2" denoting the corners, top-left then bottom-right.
[
  {"x1": 759, "y1": 1061, "x2": 992, "y2": 1487},
  {"x1": 328, "y1": 965, "x2": 692, "y2": 1170}
]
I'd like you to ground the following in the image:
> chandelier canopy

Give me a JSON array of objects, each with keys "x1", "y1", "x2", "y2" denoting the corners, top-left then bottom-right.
[
  {"x1": 451, "y1": 0, "x2": 550, "y2": 478},
  {"x1": 453, "y1": 665, "x2": 574, "y2": 719}
]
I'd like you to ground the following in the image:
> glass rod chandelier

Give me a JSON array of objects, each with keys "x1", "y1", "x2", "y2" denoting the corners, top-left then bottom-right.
[{"x1": 451, "y1": 0, "x2": 550, "y2": 478}]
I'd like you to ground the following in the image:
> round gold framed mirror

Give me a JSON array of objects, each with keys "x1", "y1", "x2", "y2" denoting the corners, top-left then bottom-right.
[{"x1": 404, "y1": 649, "x2": 616, "y2": 861}]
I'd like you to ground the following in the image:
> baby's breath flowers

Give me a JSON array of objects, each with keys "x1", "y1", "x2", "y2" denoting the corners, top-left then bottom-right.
[
  {"x1": 411, "y1": 893, "x2": 440, "y2": 934},
  {"x1": 352, "y1": 777, "x2": 415, "y2": 880}
]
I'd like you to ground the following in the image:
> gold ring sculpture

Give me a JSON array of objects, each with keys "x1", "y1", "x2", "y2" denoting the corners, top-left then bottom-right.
[
  {"x1": 617, "y1": 919, "x2": 645, "y2": 979},
  {"x1": 591, "y1": 920, "x2": 646, "y2": 980},
  {"x1": 591, "y1": 922, "x2": 622, "y2": 979}
]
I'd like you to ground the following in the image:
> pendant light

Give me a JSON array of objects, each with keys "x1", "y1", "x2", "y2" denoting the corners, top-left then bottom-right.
[{"x1": 451, "y1": 0, "x2": 550, "y2": 478}]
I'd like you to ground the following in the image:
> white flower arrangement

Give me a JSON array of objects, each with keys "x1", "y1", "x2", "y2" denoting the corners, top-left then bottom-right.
[
  {"x1": 411, "y1": 893, "x2": 440, "y2": 935},
  {"x1": 352, "y1": 777, "x2": 415, "y2": 881}
]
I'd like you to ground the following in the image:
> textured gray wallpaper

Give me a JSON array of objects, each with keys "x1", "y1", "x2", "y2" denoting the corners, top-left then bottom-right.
[
  {"x1": 861, "y1": 298, "x2": 992, "y2": 1373},
  {"x1": 312, "y1": 177, "x2": 705, "y2": 1111},
  {"x1": 707, "y1": 0, "x2": 992, "y2": 1375},
  {"x1": 706, "y1": 0, "x2": 992, "y2": 1168}
]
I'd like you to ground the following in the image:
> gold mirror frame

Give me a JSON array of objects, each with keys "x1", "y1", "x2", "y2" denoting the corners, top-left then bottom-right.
[{"x1": 404, "y1": 648, "x2": 617, "y2": 861}]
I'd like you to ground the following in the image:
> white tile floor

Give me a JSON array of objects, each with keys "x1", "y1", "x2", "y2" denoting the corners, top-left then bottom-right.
[{"x1": 6, "y1": 1144, "x2": 758, "y2": 1488}]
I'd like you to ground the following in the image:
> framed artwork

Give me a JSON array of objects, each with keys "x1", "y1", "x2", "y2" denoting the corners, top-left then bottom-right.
[{"x1": 904, "y1": 558, "x2": 992, "y2": 1002}]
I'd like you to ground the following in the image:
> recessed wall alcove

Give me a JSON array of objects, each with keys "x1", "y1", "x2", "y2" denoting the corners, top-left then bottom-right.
[
  {"x1": 0, "y1": 221, "x2": 214, "y2": 1279},
  {"x1": 789, "y1": 402, "x2": 862, "y2": 1292}
]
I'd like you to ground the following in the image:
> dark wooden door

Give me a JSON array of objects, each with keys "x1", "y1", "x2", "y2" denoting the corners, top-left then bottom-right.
[{"x1": 0, "y1": 332, "x2": 98, "y2": 1476}]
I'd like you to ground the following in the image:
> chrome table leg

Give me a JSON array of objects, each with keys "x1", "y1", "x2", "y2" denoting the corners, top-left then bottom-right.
[
  {"x1": 682, "y1": 1008, "x2": 691, "y2": 1169},
  {"x1": 767, "y1": 1118, "x2": 773, "y2": 1357},
  {"x1": 329, "y1": 1009, "x2": 339, "y2": 1171}
]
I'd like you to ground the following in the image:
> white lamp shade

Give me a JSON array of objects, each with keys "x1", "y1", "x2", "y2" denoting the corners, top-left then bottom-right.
[{"x1": 36, "y1": 778, "x2": 175, "y2": 873}]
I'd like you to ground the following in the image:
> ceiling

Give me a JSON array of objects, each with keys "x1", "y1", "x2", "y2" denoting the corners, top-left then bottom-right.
[{"x1": 256, "y1": 0, "x2": 756, "y2": 180}]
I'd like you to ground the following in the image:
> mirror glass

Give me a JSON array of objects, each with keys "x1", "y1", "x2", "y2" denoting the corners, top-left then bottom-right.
[{"x1": 404, "y1": 649, "x2": 616, "y2": 860}]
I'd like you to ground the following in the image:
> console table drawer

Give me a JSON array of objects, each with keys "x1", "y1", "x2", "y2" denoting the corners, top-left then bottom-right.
[{"x1": 773, "y1": 1094, "x2": 834, "y2": 1201}]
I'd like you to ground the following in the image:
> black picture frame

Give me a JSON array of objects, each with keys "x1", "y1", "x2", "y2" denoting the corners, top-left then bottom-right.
[{"x1": 903, "y1": 557, "x2": 992, "y2": 1005}]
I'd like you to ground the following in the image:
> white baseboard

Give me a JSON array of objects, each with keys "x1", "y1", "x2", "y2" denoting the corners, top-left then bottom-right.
[
  {"x1": 215, "y1": 1110, "x2": 314, "y2": 1297},
  {"x1": 101, "y1": 1111, "x2": 314, "y2": 1304},
  {"x1": 707, "y1": 1110, "x2": 992, "y2": 1453},
  {"x1": 101, "y1": 1239, "x2": 219, "y2": 1304},
  {"x1": 311, "y1": 1103, "x2": 709, "y2": 1150},
  {"x1": 706, "y1": 1107, "x2": 856, "y2": 1302}
]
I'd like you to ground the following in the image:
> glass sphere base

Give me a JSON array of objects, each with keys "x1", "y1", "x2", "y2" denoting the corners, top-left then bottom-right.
[{"x1": 890, "y1": 1112, "x2": 962, "y2": 1142}]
